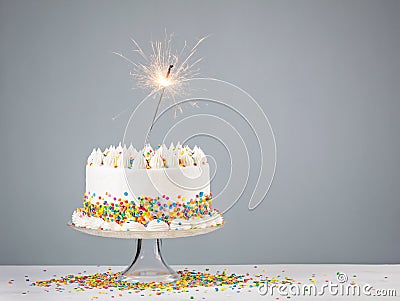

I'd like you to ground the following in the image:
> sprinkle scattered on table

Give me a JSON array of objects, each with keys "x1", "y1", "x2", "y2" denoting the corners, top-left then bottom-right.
[{"x1": 31, "y1": 268, "x2": 297, "y2": 296}]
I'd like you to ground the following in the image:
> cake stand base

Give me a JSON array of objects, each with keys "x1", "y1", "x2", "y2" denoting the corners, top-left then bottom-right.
[
  {"x1": 119, "y1": 239, "x2": 179, "y2": 283},
  {"x1": 68, "y1": 222, "x2": 224, "y2": 283}
]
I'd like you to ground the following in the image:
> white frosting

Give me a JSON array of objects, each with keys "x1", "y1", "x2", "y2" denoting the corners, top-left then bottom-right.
[
  {"x1": 209, "y1": 214, "x2": 224, "y2": 226},
  {"x1": 205, "y1": 213, "x2": 224, "y2": 227},
  {"x1": 116, "y1": 143, "x2": 123, "y2": 155},
  {"x1": 165, "y1": 151, "x2": 179, "y2": 168},
  {"x1": 86, "y1": 164, "x2": 210, "y2": 202},
  {"x1": 72, "y1": 210, "x2": 104, "y2": 229},
  {"x1": 100, "y1": 221, "x2": 122, "y2": 231},
  {"x1": 87, "y1": 149, "x2": 96, "y2": 165},
  {"x1": 179, "y1": 151, "x2": 194, "y2": 167},
  {"x1": 149, "y1": 151, "x2": 164, "y2": 169},
  {"x1": 116, "y1": 153, "x2": 124, "y2": 168},
  {"x1": 133, "y1": 151, "x2": 147, "y2": 169},
  {"x1": 85, "y1": 217, "x2": 104, "y2": 229},
  {"x1": 146, "y1": 220, "x2": 170, "y2": 231},
  {"x1": 87, "y1": 149, "x2": 104, "y2": 166},
  {"x1": 87, "y1": 143, "x2": 208, "y2": 169},
  {"x1": 121, "y1": 220, "x2": 146, "y2": 231},
  {"x1": 143, "y1": 144, "x2": 153, "y2": 159},
  {"x1": 94, "y1": 148, "x2": 103, "y2": 166},
  {"x1": 193, "y1": 146, "x2": 207, "y2": 165},
  {"x1": 190, "y1": 217, "x2": 209, "y2": 229},
  {"x1": 160, "y1": 144, "x2": 169, "y2": 159},
  {"x1": 123, "y1": 152, "x2": 131, "y2": 168},
  {"x1": 190, "y1": 213, "x2": 224, "y2": 229},
  {"x1": 103, "y1": 149, "x2": 115, "y2": 167},
  {"x1": 170, "y1": 218, "x2": 191, "y2": 230},
  {"x1": 72, "y1": 210, "x2": 89, "y2": 227}
]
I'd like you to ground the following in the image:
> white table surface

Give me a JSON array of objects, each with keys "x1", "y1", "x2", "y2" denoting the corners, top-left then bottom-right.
[{"x1": 0, "y1": 265, "x2": 399, "y2": 300}]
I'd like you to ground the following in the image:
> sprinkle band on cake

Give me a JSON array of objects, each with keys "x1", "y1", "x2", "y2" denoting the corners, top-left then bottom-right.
[{"x1": 72, "y1": 143, "x2": 224, "y2": 231}]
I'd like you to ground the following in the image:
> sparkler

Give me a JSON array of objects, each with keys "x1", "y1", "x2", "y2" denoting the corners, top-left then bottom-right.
[
  {"x1": 113, "y1": 33, "x2": 206, "y2": 145},
  {"x1": 145, "y1": 64, "x2": 173, "y2": 144}
]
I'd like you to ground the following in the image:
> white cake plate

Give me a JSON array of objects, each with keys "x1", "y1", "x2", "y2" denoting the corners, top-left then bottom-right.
[{"x1": 67, "y1": 222, "x2": 223, "y2": 283}]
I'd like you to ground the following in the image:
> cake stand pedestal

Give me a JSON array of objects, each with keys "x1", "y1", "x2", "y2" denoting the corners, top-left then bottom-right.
[
  {"x1": 67, "y1": 222, "x2": 223, "y2": 283},
  {"x1": 121, "y1": 239, "x2": 178, "y2": 282}
]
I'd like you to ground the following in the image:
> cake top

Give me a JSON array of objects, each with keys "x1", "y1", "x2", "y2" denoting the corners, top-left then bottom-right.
[{"x1": 87, "y1": 143, "x2": 207, "y2": 169}]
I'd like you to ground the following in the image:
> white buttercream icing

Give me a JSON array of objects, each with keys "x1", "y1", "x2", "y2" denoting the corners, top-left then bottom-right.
[
  {"x1": 133, "y1": 151, "x2": 147, "y2": 169},
  {"x1": 103, "y1": 149, "x2": 115, "y2": 167},
  {"x1": 72, "y1": 210, "x2": 105, "y2": 229},
  {"x1": 116, "y1": 143, "x2": 123, "y2": 155},
  {"x1": 121, "y1": 220, "x2": 146, "y2": 231},
  {"x1": 87, "y1": 149, "x2": 96, "y2": 166},
  {"x1": 190, "y1": 217, "x2": 209, "y2": 229},
  {"x1": 143, "y1": 144, "x2": 153, "y2": 159},
  {"x1": 160, "y1": 144, "x2": 169, "y2": 158},
  {"x1": 116, "y1": 153, "x2": 124, "y2": 168},
  {"x1": 209, "y1": 214, "x2": 224, "y2": 226},
  {"x1": 170, "y1": 218, "x2": 191, "y2": 230},
  {"x1": 101, "y1": 221, "x2": 122, "y2": 231},
  {"x1": 150, "y1": 151, "x2": 164, "y2": 169},
  {"x1": 93, "y1": 148, "x2": 103, "y2": 166},
  {"x1": 180, "y1": 151, "x2": 194, "y2": 167},
  {"x1": 193, "y1": 146, "x2": 207, "y2": 165},
  {"x1": 165, "y1": 151, "x2": 179, "y2": 168},
  {"x1": 146, "y1": 220, "x2": 170, "y2": 231},
  {"x1": 72, "y1": 210, "x2": 89, "y2": 227},
  {"x1": 86, "y1": 164, "x2": 210, "y2": 201},
  {"x1": 122, "y1": 145, "x2": 136, "y2": 168},
  {"x1": 189, "y1": 213, "x2": 223, "y2": 229},
  {"x1": 86, "y1": 143, "x2": 209, "y2": 169},
  {"x1": 85, "y1": 217, "x2": 104, "y2": 229},
  {"x1": 123, "y1": 151, "x2": 131, "y2": 168}
]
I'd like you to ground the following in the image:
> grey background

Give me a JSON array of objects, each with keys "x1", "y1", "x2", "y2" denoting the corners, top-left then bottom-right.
[{"x1": 1, "y1": 0, "x2": 399, "y2": 265}]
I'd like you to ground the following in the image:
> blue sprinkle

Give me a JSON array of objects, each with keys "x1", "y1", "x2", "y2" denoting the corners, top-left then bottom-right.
[
  {"x1": 199, "y1": 192, "x2": 204, "y2": 197},
  {"x1": 124, "y1": 192, "x2": 128, "y2": 196}
]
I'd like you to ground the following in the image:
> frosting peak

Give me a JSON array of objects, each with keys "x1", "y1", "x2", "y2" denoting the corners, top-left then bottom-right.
[{"x1": 86, "y1": 143, "x2": 208, "y2": 169}]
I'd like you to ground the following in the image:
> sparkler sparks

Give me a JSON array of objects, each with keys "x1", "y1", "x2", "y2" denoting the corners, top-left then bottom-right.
[
  {"x1": 114, "y1": 33, "x2": 206, "y2": 101},
  {"x1": 113, "y1": 33, "x2": 207, "y2": 144}
]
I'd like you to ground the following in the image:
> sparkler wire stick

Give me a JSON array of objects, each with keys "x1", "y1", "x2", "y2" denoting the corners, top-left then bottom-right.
[{"x1": 145, "y1": 65, "x2": 173, "y2": 145}]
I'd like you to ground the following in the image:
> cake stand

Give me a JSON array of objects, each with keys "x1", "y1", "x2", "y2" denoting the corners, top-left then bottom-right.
[{"x1": 67, "y1": 222, "x2": 223, "y2": 283}]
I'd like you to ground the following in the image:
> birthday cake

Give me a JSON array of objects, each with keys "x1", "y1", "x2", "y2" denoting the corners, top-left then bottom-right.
[{"x1": 71, "y1": 143, "x2": 223, "y2": 231}]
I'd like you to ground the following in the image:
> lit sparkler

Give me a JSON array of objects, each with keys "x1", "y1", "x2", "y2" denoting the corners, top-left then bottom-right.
[
  {"x1": 113, "y1": 33, "x2": 206, "y2": 144},
  {"x1": 145, "y1": 64, "x2": 173, "y2": 144}
]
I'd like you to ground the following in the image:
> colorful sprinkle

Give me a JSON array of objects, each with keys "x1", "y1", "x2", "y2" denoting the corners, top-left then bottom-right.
[
  {"x1": 32, "y1": 268, "x2": 297, "y2": 295},
  {"x1": 74, "y1": 193, "x2": 217, "y2": 226}
]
